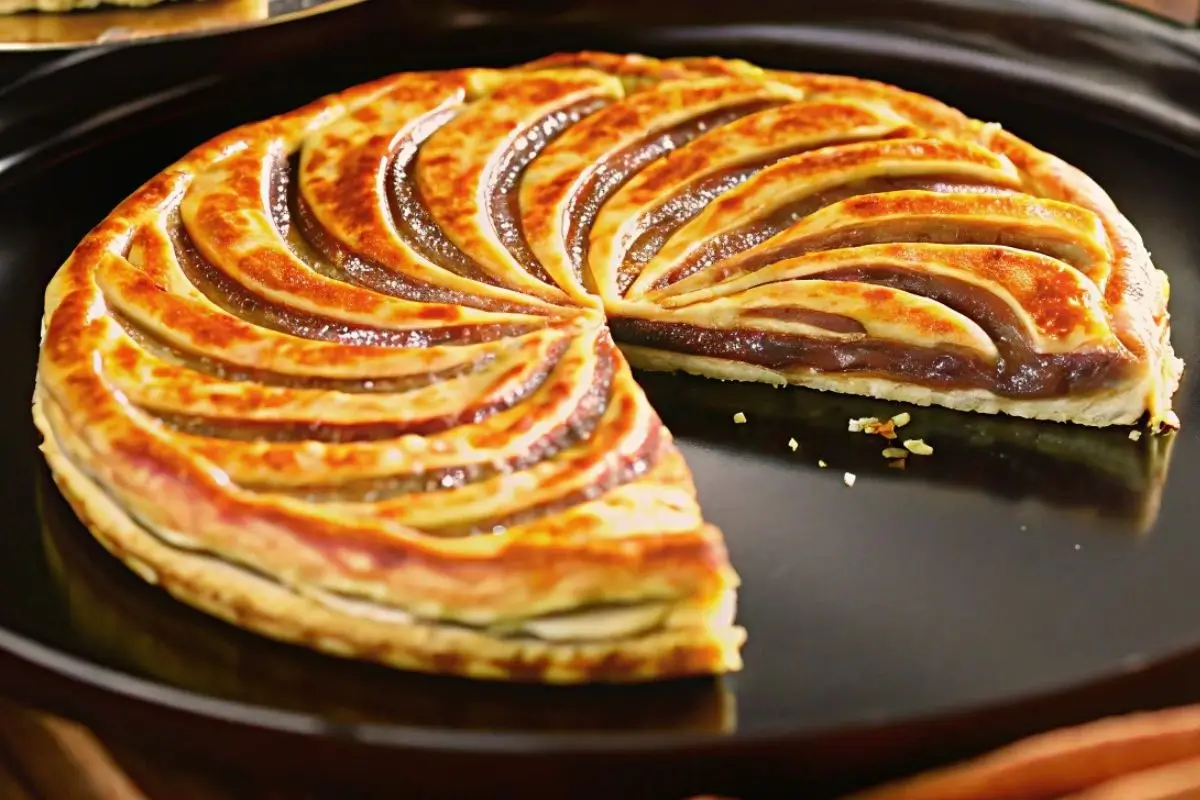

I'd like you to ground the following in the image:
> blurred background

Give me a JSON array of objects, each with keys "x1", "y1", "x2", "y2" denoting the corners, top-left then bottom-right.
[{"x1": 0, "y1": 0, "x2": 1190, "y2": 51}]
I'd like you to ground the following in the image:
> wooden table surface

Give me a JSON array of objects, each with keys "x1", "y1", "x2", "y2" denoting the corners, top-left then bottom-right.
[{"x1": 0, "y1": 700, "x2": 292, "y2": 800}]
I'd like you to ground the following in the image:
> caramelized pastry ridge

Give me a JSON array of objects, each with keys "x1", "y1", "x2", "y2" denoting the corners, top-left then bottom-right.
[{"x1": 34, "y1": 53, "x2": 1182, "y2": 683}]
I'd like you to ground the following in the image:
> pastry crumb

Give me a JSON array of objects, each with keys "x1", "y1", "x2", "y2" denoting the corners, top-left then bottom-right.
[
  {"x1": 881, "y1": 447, "x2": 908, "y2": 459},
  {"x1": 1129, "y1": 430, "x2": 1142, "y2": 441},
  {"x1": 733, "y1": 411, "x2": 747, "y2": 424},
  {"x1": 874, "y1": 419, "x2": 898, "y2": 439},
  {"x1": 848, "y1": 415, "x2": 897, "y2": 438},
  {"x1": 903, "y1": 438, "x2": 933, "y2": 456},
  {"x1": 891, "y1": 412, "x2": 911, "y2": 428},
  {"x1": 788, "y1": 437, "x2": 798, "y2": 451},
  {"x1": 818, "y1": 459, "x2": 827, "y2": 468},
  {"x1": 843, "y1": 472, "x2": 856, "y2": 487}
]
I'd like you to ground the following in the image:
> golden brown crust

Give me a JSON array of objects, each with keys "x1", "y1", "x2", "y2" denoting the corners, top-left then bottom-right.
[{"x1": 35, "y1": 52, "x2": 1182, "y2": 683}]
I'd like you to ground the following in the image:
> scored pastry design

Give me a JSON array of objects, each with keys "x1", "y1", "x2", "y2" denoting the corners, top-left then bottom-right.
[{"x1": 34, "y1": 52, "x2": 1183, "y2": 683}]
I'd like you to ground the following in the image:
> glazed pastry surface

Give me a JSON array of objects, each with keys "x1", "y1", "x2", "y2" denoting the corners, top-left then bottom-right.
[{"x1": 34, "y1": 52, "x2": 1182, "y2": 682}]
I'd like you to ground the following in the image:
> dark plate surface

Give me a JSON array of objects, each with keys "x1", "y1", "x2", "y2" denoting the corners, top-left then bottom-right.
[{"x1": 1, "y1": 1, "x2": 1199, "y2": 797}]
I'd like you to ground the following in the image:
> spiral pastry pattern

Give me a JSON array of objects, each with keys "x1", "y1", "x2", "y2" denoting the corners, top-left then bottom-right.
[{"x1": 34, "y1": 52, "x2": 1182, "y2": 683}]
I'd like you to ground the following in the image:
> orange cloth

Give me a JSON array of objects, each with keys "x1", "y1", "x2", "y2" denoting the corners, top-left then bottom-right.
[{"x1": 848, "y1": 705, "x2": 1200, "y2": 800}]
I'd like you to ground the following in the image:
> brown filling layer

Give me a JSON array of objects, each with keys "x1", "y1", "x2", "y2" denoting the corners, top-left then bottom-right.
[
  {"x1": 616, "y1": 130, "x2": 917, "y2": 294},
  {"x1": 652, "y1": 176, "x2": 1019, "y2": 291},
  {"x1": 250, "y1": 337, "x2": 617, "y2": 504},
  {"x1": 288, "y1": 179, "x2": 540, "y2": 318},
  {"x1": 564, "y1": 100, "x2": 783, "y2": 287},
  {"x1": 430, "y1": 422, "x2": 667, "y2": 538},
  {"x1": 618, "y1": 166, "x2": 759, "y2": 294},
  {"x1": 274, "y1": 144, "x2": 546, "y2": 316},
  {"x1": 388, "y1": 108, "x2": 504, "y2": 289},
  {"x1": 698, "y1": 220, "x2": 1098, "y2": 295},
  {"x1": 611, "y1": 266, "x2": 1133, "y2": 398},
  {"x1": 170, "y1": 221, "x2": 535, "y2": 347},
  {"x1": 146, "y1": 338, "x2": 570, "y2": 444},
  {"x1": 489, "y1": 98, "x2": 609, "y2": 288},
  {"x1": 113, "y1": 312, "x2": 492, "y2": 393}
]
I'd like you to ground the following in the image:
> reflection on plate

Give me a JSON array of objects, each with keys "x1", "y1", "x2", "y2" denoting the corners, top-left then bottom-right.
[
  {"x1": 35, "y1": 466, "x2": 735, "y2": 733},
  {"x1": 636, "y1": 371, "x2": 1176, "y2": 536},
  {"x1": 0, "y1": 0, "x2": 361, "y2": 47}
]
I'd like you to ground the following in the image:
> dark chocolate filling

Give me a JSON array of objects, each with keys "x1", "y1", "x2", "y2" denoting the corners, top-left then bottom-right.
[
  {"x1": 388, "y1": 109, "x2": 504, "y2": 288},
  {"x1": 248, "y1": 337, "x2": 617, "y2": 503},
  {"x1": 616, "y1": 130, "x2": 918, "y2": 294},
  {"x1": 170, "y1": 219, "x2": 535, "y2": 348},
  {"x1": 112, "y1": 311, "x2": 491, "y2": 394},
  {"x1": 489, "y1": 98, "x2": 610, "y2": 288},
  {"x1": 612, "y1": 316, "x2": 1125, "y2": 398},
  {"x1": 653, "y1": 175, "x2": 1020, "y2": 291},
  {"x1": 610, "y1": 266, "x2": 1133, "y2": 398},
  {"x1": 275, "y1": 134, "x2": 547, "y2": 315},
  {"x1": 430, "y1": 422, "x2": 667, "y2": 538},
  {"x1": 689, "y1": 218, "x2": 1099, "y2": 294},
  {"x1": 287, "y1": 177, "x2": 540, "y2": 318},
  {"x1": 563, "y1": 100, "x2": 783, "y2": 288},
  {"x1": 146, "y1": 338, "x2": 570, "y2": 443}
]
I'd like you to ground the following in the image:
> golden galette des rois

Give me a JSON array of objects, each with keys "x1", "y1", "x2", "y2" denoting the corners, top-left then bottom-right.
[{"x1": 34, "y1": 52, "x2": 1183, "y2": 683}]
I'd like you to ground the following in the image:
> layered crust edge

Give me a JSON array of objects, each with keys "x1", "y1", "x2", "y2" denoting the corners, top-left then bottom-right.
[{"x1": 34, "y1": 390, "x2": 744, "y2": 683}]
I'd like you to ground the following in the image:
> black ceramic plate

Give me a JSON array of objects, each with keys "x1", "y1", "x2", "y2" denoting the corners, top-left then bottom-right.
[{"x1": 1, "y1": 2, "x2": 1200, "y2": 797}]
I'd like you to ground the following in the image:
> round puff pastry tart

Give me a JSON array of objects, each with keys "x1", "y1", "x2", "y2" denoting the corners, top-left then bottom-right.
[{"x1": 35, "y1": 52, "x2": 1182, "y2": 684}]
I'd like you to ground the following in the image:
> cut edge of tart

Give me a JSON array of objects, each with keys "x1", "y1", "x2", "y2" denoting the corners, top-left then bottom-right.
[
  {"x1": 33, "y1": 51, "x2": 1183, "y2": 684},
  {"x1": 35, "y1": 391, "x2": 744, "y2": 683}
]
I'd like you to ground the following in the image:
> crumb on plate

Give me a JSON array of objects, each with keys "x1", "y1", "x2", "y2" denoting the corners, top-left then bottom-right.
[
  {"x1": 733, "y1": 411, "x2": 746, "y2": 424},
  {"x1": 903, "y1": 438, "x2": 934, "y2": 456},
  {"x1": 874, "y1": 419, "x2": 898, "y2": 439},
  {"x1": 847, "y1": 416, "x2": 880, "y2": 433},
  {"x1": 848, "y1": 415, "x2": 898, "y2": 439}
]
